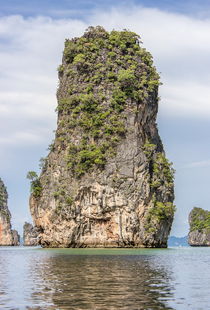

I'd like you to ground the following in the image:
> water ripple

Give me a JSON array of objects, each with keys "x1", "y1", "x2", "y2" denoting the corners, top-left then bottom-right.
[{"x1": 0, "y1": 247, "x2": 209, "y2": 309}]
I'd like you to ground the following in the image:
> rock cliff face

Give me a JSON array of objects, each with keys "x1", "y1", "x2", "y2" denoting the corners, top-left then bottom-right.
[
  {"x1": 188, "y1": 207, "x2": 210, "y2": 246},
  {"x1": 23, "y1": 222, "x2": 39, "y2": 246},
  {"x1": 0, "y1": 178, "x2": 19, "y2": 246},
  {"x1": 12, "y1": 230, "x2": 20, "y2": 246},
  {"x1": 30, "y1": 26, "x2": 175, "y2": 248}
]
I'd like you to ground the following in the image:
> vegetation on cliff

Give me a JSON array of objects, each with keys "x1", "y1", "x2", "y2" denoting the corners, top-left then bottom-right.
[
  {"x1": 29, "y1": 26, "x2": 175, "y2": 248},
  {"x1": 0, "y1": 179, "x2": 11, "y2": 223},
  {"x1": 189, "y1": 207, "x2": 210, "y2": 232},
  {"x1": 27, "y1": 171, "x2": 42, "y2": 198},
  {"x1": 0, "y1": 178, "x2": 19, "y2": 246},
  {"x1": 56, "y1": 26, "x2": 160, "y2": 177},
  {"x1": 143, "y1": 142, "x2": 175, "y2": 231},
  {"x1": 188, "y1": 207, "x2": 210, "y2": 246}
]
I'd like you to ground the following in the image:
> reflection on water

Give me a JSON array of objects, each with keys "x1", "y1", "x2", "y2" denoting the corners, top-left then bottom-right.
[
  {"x1": 37, "y1": 254, "x2": 173, "y2": 310},
  {"x1": 0, "y1": 247, "x2": 209, "y2": 309}
]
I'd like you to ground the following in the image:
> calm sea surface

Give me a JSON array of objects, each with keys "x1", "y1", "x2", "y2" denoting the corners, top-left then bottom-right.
[{"x1": 0, "y1": 246, "x2": 209, "y2": 310}]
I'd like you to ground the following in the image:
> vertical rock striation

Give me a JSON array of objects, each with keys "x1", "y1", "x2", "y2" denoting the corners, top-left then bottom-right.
[
  {"x1": 0, "y1": 178, "x2": 19, "y2": 246},
  {"x1": 23, "y1": 222, "x2": 39, "y2": 246},
  {"x1": 29, "y1": 26, "x2": 175, "y2": 248},
  {"x1": 188, "y1": 207, "x2": 210, "y2": 246}
]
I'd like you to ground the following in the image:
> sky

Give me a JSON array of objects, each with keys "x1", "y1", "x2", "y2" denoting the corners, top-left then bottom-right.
[{"x1": 0, "y1": 0, "x2": 210, "y2": 237}]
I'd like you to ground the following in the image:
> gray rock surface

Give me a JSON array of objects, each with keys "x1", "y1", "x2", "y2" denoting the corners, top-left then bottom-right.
[
  {"x1": 23, "y1": 222, "x2": 39, "y2": 246},
  {"x1": 12, "y1": 230, "x2": 20, "y2": 246},
  {"x1": 0, "y1": 178, "x2": 19, "y2": 246},
  {"x1": 188, "y1": 207, "x2": 210, "y2": 246}
]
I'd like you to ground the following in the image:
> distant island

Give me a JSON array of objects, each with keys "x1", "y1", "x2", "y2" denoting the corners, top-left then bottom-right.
[
  {"x1": 168, "y1": 236, "x2": 188, "y2": 247},
  {"x1": 188, "y1": 207, "x2": 210, "y2": 246}
]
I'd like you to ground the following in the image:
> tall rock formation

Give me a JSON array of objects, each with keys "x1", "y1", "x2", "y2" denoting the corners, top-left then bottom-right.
[
  {"x1": 188, "y1": 207, "x2": 210, "y2": 246},
  {"x1": 29, "y1": 26, "x2": 175, "y2": 248},
  {"x1": 23, "y1": 222, "x2": 39, "y2": 246},
  {"x1": 0, "y1": 178, "x2": 19, "y2": 246},
  {"x1": 12, "y1": 230, "x2": 20, "y2": 246}
]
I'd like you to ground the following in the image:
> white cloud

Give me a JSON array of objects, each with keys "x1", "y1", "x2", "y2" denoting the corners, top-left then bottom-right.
[
  {"x1": 90, "y1": 6, "x2": 210, "y2": 117},
  {"x1": 183, "y1": 159, "x2": 210, "y2": 168},
  {"x1": 0, "y1": 16, "x2": 87, "y2": 148},
  {"x1": 0, "y1": 130, "x2": 46, "y2": 146},
  {"x1": 1, "y1": 8, "x2": 210, "y2": 151},
  {"x1": 159, "y1": 81, "x2": 210, "y2": 117}
]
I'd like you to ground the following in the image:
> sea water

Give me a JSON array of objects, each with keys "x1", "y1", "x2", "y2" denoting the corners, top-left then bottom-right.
[{"x1": 0, "y1": 246, "x2": 209, "y2": 309}]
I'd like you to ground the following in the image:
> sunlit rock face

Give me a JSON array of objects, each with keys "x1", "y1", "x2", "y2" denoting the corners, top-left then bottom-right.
[
  {"x1": 30, "y1": 26, "x2": 175, "y2": 248},
  {"x1": 188, "y1": 207, "x2": 210, "y2": 246},
  {"x1": 0, "y1": 178, "x2": 19, "y2": 246},
  {"x1": 23, "y1": 222, "x2": 39, "y2": 246}
]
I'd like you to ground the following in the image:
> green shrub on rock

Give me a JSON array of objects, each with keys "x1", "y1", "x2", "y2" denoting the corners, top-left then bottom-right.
[
  {"x1": 189, "y1": 207, "x2": 210, "y2": 232},
  {"x1": 27, "y1": 171, "x2": 42, "y2": 198}
]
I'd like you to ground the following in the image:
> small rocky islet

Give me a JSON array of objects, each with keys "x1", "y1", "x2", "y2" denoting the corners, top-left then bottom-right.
[
  {"x1": 23, "y1": 222, "x2": 39, "y2": 246},
  {"x1": 28, "y1": 26, "x2": 175, "y2": 248},
  {"x1": 188, "y1": 207, "x2": 210, "y2": 246},
  {"x1": 0, "y1": 178, "x2": 19, "y2": 246}
]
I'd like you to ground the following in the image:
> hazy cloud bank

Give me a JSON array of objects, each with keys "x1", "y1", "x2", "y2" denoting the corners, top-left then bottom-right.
[{"x1": 1, "y1": 7, "x2": 210, "y2": 149}]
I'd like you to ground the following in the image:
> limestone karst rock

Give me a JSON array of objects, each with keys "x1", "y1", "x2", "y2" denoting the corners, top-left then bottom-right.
[
  {"x1": 12, "y1": 230, "x2": 20, "y2": 246},
  {"x1": 23, "y1": 222, "x2": 39, "y2": 246},
  {"x1": 29, "y1": 26, "x2": 175, "y2": 248},
  {"x1": 0, "y1": 178, "x2": 19, "y2": 246},
  {"x1": 188, "y1": 207, "x2": 210, "y2": 246}
]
